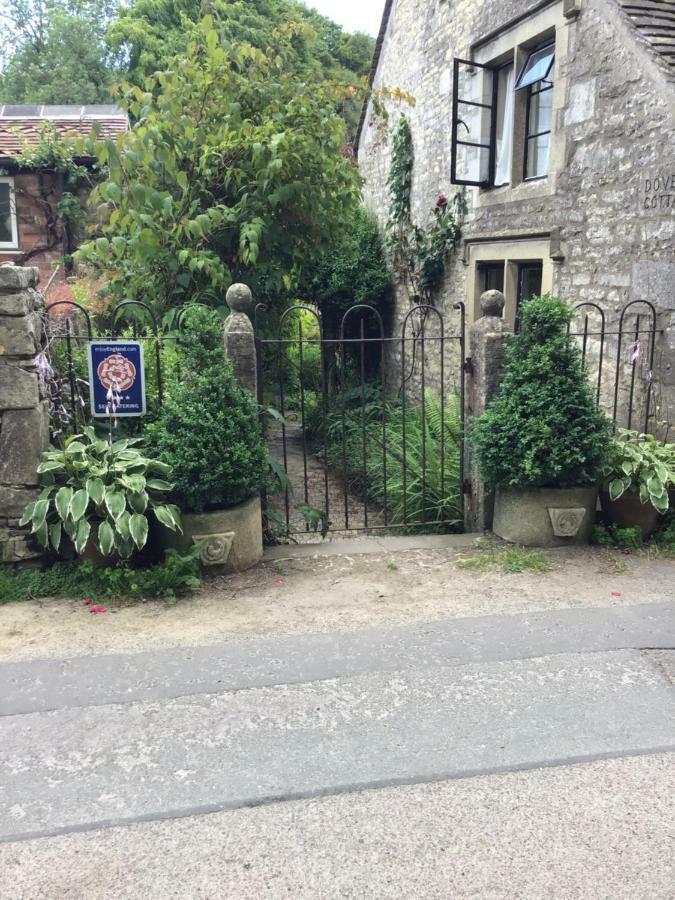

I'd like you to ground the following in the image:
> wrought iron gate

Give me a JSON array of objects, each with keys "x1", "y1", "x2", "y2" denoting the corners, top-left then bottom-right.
[{"x1": 256, "y1": 302, "x2": 467, "y2": 537}]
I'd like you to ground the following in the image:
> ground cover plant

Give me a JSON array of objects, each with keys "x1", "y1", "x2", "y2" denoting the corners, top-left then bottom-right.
[
  {"x1": 0, "y1": 548, "x2": 200, "y2": 605},
  {"x1": 456, "y1": 547, "x2": 552, "y2": 575}
]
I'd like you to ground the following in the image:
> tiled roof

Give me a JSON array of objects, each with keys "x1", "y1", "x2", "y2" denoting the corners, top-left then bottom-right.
[
  {"x1": 618, "y1": 0, "x2": 675, "y2": 76},
  {"x1": 0, "y1": 105, "x2": 128, "y2": 160}
]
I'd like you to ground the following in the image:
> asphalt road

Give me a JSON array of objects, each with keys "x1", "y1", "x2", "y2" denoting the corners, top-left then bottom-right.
[{"x1": 1, "y1": 601, "x2": 674, "y2": 898}]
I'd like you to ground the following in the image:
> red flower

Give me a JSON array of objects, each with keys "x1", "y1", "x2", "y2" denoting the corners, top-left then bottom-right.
[
  {"x1": 90, "y1": 605, "x2": 108, "y2": 614},
  {"x1": 436, "y1": 194, "x2": 448, "y2": 208},
  {"x1": 82, "y1": 598, "x2": 92, "y2": 606}
]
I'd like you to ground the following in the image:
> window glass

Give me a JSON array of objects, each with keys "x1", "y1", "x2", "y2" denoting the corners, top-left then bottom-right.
[
  {"x1": 515, "y1": 262, "x2": 543, "y2": 330},
  {"x1": 515, "y1": 44, "x2": 555, "y2": 90},
  {"x1": 477, "y1": 262, "x2": 505, "y2": 295},
  {"x1": 452, "y1": 59, "x2": 496, "y2": 186},
  {"x1": 0, "y1": 182, "x2": 14, "y2": 245}
]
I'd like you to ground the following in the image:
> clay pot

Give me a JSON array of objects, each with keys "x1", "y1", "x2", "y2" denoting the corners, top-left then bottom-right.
[{"x1": 600, "y1": 489, "x2": 660, "y2": 540}]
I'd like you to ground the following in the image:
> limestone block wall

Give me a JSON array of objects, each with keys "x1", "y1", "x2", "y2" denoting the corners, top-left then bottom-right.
[
  {"x1": 359, "y1": 0, "x2": 675, "y2": 426},
  {"x1": 0, "y1": 265, "x2": 48, "y2": 565}
]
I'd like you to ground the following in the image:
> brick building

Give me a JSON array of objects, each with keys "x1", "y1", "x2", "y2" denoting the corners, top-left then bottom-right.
[
  {"x1": 0, "y1": 105, "x2": 128, "y2": 300},
  {"x1": 358, "y1": 0, "x2": 675, "y2": 428}
]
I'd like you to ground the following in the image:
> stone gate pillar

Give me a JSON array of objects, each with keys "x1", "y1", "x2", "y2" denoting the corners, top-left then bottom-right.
[
  {"x1": 0, "y1": 265, "x2": 48, "y2": 565},
  {"x1": 465, "y1": 290, "x2": 513, "y2": 533},
  {"x1": 223, "y1": 283, "x2": 257, "y2": 397}
]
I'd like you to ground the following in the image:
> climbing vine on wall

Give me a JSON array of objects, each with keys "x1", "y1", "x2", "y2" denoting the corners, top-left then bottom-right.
[
  {"x1": 8, "y1": 124, "x2": 99, "y2": 269},
  {"x1": 386, "y1": 114, "x2": 465, "y2": 306}
]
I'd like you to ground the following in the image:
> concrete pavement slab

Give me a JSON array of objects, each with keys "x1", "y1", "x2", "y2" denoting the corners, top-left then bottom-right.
[
  {"x1": 3, "y1": 601, "x2": 675, "y2": 716},
  {"x1": 0, "y1": 752, "x2": 673, "y2": 899},
  {"x1": 2, "y1": 649, "x2": 675, "y2": 842}
]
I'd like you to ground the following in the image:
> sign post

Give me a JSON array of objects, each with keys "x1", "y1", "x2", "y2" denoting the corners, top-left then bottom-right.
[{"x1": 87, "y1": 341, "x2": 146, "y2": 418}]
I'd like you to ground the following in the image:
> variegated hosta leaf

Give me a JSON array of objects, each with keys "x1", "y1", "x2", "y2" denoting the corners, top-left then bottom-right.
[
  {"x1": 55, "y1": 486, "x2": 73, "y2": 522},
  {"x1": 119, "y1": 474, "x2": 146, "y2": 494},
  {"x1": 86, "y1": 478, "x2": 105, "y2": 507},
  {"x1": 608, "y1": 479, "x2": 625, "y2": 502},
  {"x1": 19, "y1": 502, "x2": 36, "y2": 528},
  {"x1": 34, "y1": 520, "x2": 49, "y2": 548},
  {"x1": 129, "y1": 513, "x2": 149, "y2": 550},
  {"x1": 154, "y1": 505, "x2": 180, "y2": 531},
  {"x1": 30, "y1": 499, "x2": 50, "y2": 532},
  {"x1": 74, "y1": 519, "x2": 91, "y2": 554},
  {"x1": 105, "y1": 489, "x2": 126, "y2": 521},
  {"x1": 128, "y1": 491, "x2": 148, "y2": 514},
  {"x1": 37, "y1": 460, "x2": 65, "y2": 474},
  {"x1": 146, "y1": 478, "x2": 173, "y2": 492},
  {"x1": 117, "y1": 510, "x2": 131, "y2": 540},
  {"x1": 65, "y1": 441, "x2": 86, "y2": 455},
  {"x1": 113, "y1": 531, "x2": 134, "y2": 559},
  {"x1": 70, "y1": 489, "x2": 90, "y2": 522},
  {"x1": 97, "y1": 520, "x2": 115, "y2": 556},
  {"x1": 49, "y1": 522, "x2": 62, "y2": 553}
]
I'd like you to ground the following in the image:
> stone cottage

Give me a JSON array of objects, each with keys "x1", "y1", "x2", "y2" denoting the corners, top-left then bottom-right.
[
  {"x1": 358, "y1": 0, "x2": 675, "y2": 429},
  {"x1": 0, "y1": 105, "x2": 128, "y2": 300}
]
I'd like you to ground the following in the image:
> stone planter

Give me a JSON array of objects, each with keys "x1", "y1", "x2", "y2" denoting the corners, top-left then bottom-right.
[
  {"x1": 159, "y1": 494, "x2": 263, "y2": 574},
  {"x1": 493, "y1": 486, "x2": 599, "y2": 547},
  {"x1": 600, "y1": 489, "x2": 660, "y2": 540}
]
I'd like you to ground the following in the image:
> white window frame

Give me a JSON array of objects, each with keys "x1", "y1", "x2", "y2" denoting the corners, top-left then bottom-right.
[{"x1": 0, "y1": 176, "x2": 19, "y2": 250}]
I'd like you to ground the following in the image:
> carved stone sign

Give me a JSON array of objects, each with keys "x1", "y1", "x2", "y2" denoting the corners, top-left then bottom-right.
[{"x1": 642, "y1": 173, "x2": 675, "y2": 212}]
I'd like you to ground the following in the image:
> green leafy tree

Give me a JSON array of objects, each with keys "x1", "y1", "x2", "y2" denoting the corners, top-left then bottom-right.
[
  {"x1": 473, "y1": 296, "x2": 612, "y2": 488},
  {"x1": 77, "y1": 17, "x2": 362, "y2": 319},
  {"x1": 108, "y1": 0, "x2": 374, "y2": 137},
  {"x1": 302, "y1": 206, "x2": 391, "y2": 341},
  {"x1": 0, "y1": 0, "x2": 120, "y2": 104}
]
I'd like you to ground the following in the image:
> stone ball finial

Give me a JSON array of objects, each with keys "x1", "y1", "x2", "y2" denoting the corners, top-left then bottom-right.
[
  {"x1": 226, "y1": 283, "x2": 253, "y2": 314},
  {"x1": 480, "y1": 289, "x2": 505, "y2": 318}
]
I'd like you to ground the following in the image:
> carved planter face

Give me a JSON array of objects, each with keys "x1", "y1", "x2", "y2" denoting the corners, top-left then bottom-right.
[
  {"x1": 492, "y1": 486, "x2": 599, "y2": 547},
  {"x1": 158, "y1": 494, "x2": 263, "y2": 574}
]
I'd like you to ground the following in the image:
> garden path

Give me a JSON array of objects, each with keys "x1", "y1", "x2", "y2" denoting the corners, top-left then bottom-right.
[{"x1": 266, "y1": 421, "x2": 386, "y2": 541}]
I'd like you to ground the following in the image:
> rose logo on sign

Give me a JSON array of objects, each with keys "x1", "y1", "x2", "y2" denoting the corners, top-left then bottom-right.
[
  {"x1": 97, "y1": 354, "x2": 137, "y2": 392},
  {"x1": 87, "y1": 341, "x2": 146, "y2": 418}
]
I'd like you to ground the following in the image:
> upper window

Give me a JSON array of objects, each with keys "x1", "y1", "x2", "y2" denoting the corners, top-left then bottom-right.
[
  {"x1": 0, "y1": 178, "x2": 19, "y2": 250},
  {"x1": 450, "y1": 37, "x2": 556, "y2": 189},
  {"x1": 520, "y1": 43, "x2": 554, "y2": 180}
]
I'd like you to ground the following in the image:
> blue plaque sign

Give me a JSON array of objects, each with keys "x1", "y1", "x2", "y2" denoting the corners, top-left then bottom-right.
[{"x1": 87, "y1": 341, "x2": 146, "y2": 418}]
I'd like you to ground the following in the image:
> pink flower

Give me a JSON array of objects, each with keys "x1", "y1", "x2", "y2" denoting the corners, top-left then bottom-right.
[
  {"x1": 82, "y1": 599, "x2": 92, "y2": 606},
  {"x1": 274, "y1": 578, "x2": 283, "y2": 586},
  {"x1": 611, "y1": 591, "x2": 621, "y2": 598},
  {"x1": 90, "y1": 605, "x2": 108, "y2": 614},
  {"x1": 436, "y1": 194, "x2": 448, "y2": 208}
]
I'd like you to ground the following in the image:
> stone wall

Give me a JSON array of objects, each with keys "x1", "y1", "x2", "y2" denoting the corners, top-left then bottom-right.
[
  {"x1": 359, "y1": 0, "x2": 675, "y2": 427},
  {"x1": 0, "y1": 265, "x2": 48, "y2": 565}
]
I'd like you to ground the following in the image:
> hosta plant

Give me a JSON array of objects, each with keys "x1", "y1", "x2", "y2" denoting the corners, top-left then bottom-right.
[
  {"x1": 603, "y1": 429, "x2": 675, "y2": 514},
  {"x1": 20, "y1": 427, "x2": 182, "y2": 558}
]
